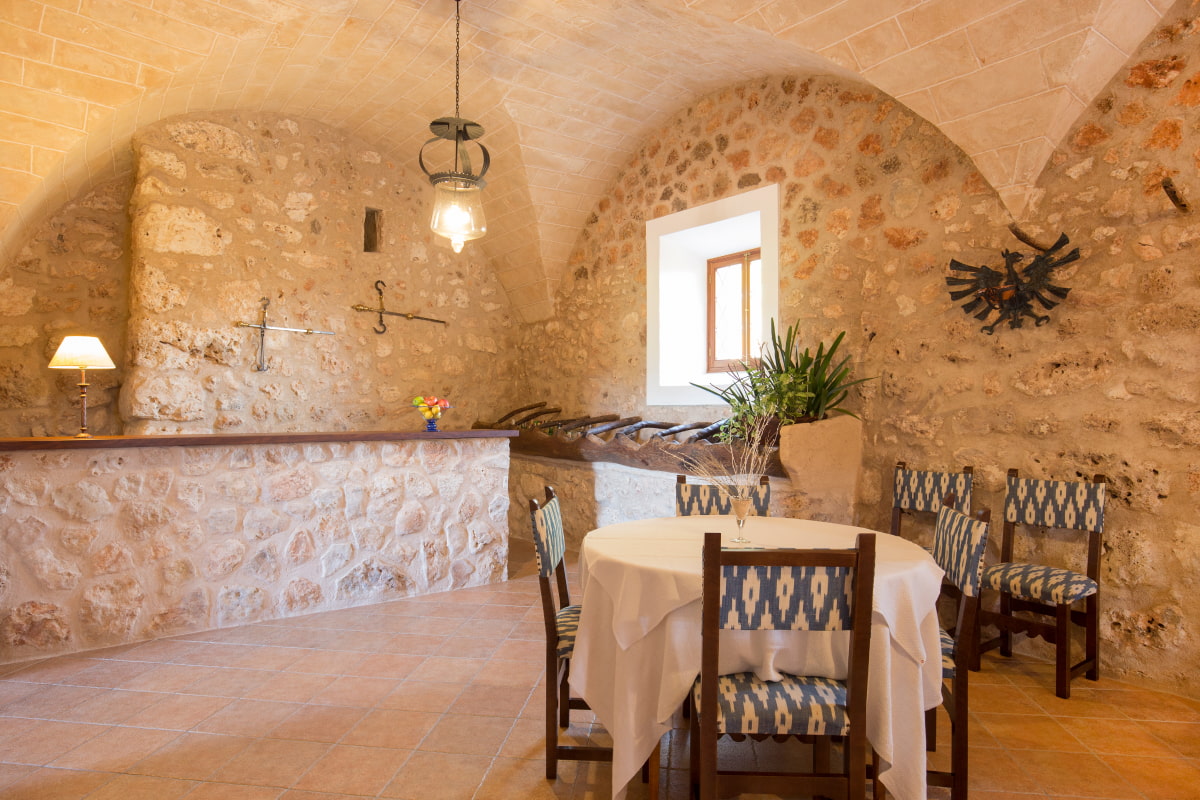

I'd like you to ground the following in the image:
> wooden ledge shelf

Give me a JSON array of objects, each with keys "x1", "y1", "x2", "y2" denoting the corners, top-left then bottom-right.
[{"x1": 0, "y1": 429, "x2": 517, "y2": 452}]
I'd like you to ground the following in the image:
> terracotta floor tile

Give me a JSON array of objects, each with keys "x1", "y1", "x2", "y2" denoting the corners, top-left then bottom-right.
[
  {"x1": 308, "y1": 675, "x2": 400, "y2": 706},
  {"x1": 1016, "y1": 749, "x2": 1142, "y2": 798},
  {"x1": 1103, "y1": 754, "x2": 1200, "y2": 800},
  {"x1": 963, "y1": 745, "x2": 1043, "y2": 794},
  {"x1": 287, "y1": 650, "x2": 368, "y2": 675},
  {"x1": 1060, "y1": 715, "x2": 1176, "y2": 756},
  {"x1": 1104, "y1": 689, "x2": 1200, "y2": 723},
  {"x1": 78, "y1": 772, "x2": 197, "y2": 799},
  {"x1": 0, "y1": 683, "x2": 105, "y2": 717},
  {"x1": 7, "y1": 656, "x2": 97, "y2": 683},
  {"x1": 183, "y1": 667, "x2": 274, "y2": 698},
  {"x1": 382, "y1": 633, "x2": 449, "y2": 655},
  {"x1": 184, "y1": 782, "x2": 284, "y2": 799},
  {"x1": 343, "y1": 652, "x2": 426, "y2": 678},
  {"x1": 1026, "y1": 685, "x2": 1130, "y2": 719},
  {"x1": 975, "y1": 711, "x2": 1089, "y2": 751},
  {"x1": 271, "y1": 704, "x2": 368, "y2": 742},
  {"x1": 379, "y1": 679, "x2": 465, "y2": 711},
  {"x1": 122, "y1": 693, "x2": 232, "y2": 730},
  {"x1": 49, "y1": 724, "x2": 179, "y2": 771},
  {"x1": 340, "y1": 708, "x2": 440, "y2": 749},
  {"x1": 2, "y1": 719, "x2": 108, "y2": 764},
  {"x1": 472, "y1": 657, "x2": 542, "y2": 689},
  {"x1": 62, "y1": 659, "x2": 158, "y2": 688},
  {"x1": 58, "y1": 688, "x2": 164, "y2": 724},
  {"x1": 193, "y1": 698, "x2": 303, "y2": 736},
  {"x1": 435, "y1": 636, "x2": 504, "y2": 658},
  {"x1": 966, "y1": 684, "x2": 1044, "y2": 715},
  {"x1": 292, "y1": 743, "x2": 411, "y2": 795},
  {"x1": 1135, "y1": 719, "x2": 1200, "y2": 758},
  {"x1": 243, "y1": 670, "x2": 335, "y2": 703},
  {"x1": 381, "y1": 750, "x2": 493, "y2": 799},
  {"x1": 421, "y1": 712, "x2": 516, "y2": 756},
  {"x1": 209, "y1": 737, "x2": 332, "y2": 787},
  {"x1": 475, "y1": 755, "x2": 576, "y2": 800},
  {"x1": 128, "y1": 731, "x2": 255, "y2": 780},
  {"x1": 119, "y1": 663, "x2": 220, "y2": 692},
  {"x1": 388, "y1": 615, "x2": 464, "y2": 635},
  {"x1": 1, "y1": 766, "x2": 115, "y2": 799},
  {"x1": 452, "y1": 682, "x2": 536, "y2": 717},
  {"x1": 455, "y1": 618, "x2": 518, "y2": 638},
  {"x1": 408, "y1": 655, "x2": 486, "y2": 683},
  {"x1": 492, "y1": 637, "x2": 547, "y2": 662}
]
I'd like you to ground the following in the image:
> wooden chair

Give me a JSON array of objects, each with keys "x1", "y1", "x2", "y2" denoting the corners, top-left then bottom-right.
[
  {"x1": 891, "y1": 461, "x2": 973, "y2": 537},
  {"x1": 926, "y1": 501, "x2": 991, "y2": 800},
  {"x1": 974, "y1": 469, "x2": 1107, "y2": 698},
  {"x1": 690, "y1": 529, "x2": 876, "y2": 800},
  {"x1": 529, "y1": 486, "x2": 612, "y2": 778},
  {"x1": 675, "y1": 473, "x2": 770, "y2": 516}
]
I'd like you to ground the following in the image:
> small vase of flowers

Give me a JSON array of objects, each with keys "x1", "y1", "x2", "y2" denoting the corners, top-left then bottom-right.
[{"x1": 413, "y1": 395, "x2": 451, "y2": 431}]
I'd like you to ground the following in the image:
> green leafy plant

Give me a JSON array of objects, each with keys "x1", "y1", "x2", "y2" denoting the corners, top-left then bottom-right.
[{"x1": 694, "y1": 321, "x2": 873, "y2": 437}]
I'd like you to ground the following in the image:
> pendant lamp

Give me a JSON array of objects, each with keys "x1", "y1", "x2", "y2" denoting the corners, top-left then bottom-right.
[{"x1": 419, "y1": 0, "x2": 490, "y2": 254}]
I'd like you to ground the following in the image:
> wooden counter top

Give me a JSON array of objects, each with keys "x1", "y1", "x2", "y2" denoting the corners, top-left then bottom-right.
[{"x1": 0, "y1": 429, "x2": 518, "y2": 452}]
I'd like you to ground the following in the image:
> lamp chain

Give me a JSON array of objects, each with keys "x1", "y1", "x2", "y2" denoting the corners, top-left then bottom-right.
[{"x1": 454, "y1": 0, "x2": 461, "y2": 119}]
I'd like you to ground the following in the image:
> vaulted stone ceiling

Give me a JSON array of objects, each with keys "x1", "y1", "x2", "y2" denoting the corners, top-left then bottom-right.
[{"x1": 0, "y1": 0, "x2": 1172, "y2": 321}]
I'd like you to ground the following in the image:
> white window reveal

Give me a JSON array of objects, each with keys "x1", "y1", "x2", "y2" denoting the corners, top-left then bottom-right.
[{"x1": 645, "y1": 184, "x2": 779, "y2": 406}]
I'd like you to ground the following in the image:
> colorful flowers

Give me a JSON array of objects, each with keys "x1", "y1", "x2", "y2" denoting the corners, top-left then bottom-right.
[{"x1": 412, "y1": 395, "x2": 451, "y2": 420}]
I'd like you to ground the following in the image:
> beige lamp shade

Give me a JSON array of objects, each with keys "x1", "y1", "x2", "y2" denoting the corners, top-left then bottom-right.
[{"x1": 48, "y1": 336, "x2": 116, "y2": 370}]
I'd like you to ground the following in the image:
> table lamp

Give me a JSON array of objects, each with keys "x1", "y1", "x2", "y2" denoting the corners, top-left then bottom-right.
[{"x1": 48, "y1": 335, "x2": 115, "y2": 438}]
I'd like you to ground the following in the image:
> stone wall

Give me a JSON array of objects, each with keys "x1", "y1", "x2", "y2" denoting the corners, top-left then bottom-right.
[
  {"x1": 123, "y1": 111, "x2": 518, "y2": 435},
  {"x1": 516, "y1": 54, "x2": 1200, "y2": 696},
  {"x1": 0, "y1": 179, "x2": 132, "y2": 437},
  {"x1": 0, "y1": 436, "x2": 510, "y2": 664}
]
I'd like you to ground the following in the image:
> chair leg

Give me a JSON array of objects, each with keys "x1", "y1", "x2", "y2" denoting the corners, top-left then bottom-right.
[
  {"x1": 1056, "y1": 602, "x2": 1071, "y2": 699},
  {"x1": 925, "y1": 706, "x2": 936, "y2": 751},
  {"x1": 1086, "y1": 593, "x2": 1100, "y2": 681},
  {"x1": 559, "y1": 661, "x2": 571, "y2": 728},
  {"x1": 999, "y1": 591, "x2": 1013, "y2": 657},
  {"x1": 546, "y1": 657, "x2": 558, "y2": 779},
  {"x1": 873, "y1": 751, "x2": 887, "y2": 800}
]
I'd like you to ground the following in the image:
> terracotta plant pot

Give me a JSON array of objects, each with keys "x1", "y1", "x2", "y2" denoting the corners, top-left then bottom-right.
[{"x1": 777, "y1": 414, "x2": 863, "y2": 524}]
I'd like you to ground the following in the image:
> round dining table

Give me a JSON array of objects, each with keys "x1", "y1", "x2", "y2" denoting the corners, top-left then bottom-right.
[{"x1": 568, "y1": 514, "x2": 945, "y2": 800}]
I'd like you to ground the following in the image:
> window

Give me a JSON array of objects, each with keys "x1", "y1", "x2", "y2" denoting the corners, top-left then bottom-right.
[
  {"x1": 646, "y1": 184, "x2": 779, "y2": 406},
  {"x1": 707, "y1": 247, "x2": 761, "y2": 373}
]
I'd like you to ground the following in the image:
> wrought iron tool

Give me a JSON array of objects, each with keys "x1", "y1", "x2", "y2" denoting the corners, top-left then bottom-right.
[
  {"x1": 352, "y1": 280, "x2": 447, "y2": 333},
  {"x1": 235, "y1": 297, "x2": 335, "y2": 371}
]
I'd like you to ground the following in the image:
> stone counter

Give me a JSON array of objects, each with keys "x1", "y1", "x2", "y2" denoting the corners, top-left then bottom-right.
[{"x1": 0, "y1": 430, "x2": 516, "y2": 664}]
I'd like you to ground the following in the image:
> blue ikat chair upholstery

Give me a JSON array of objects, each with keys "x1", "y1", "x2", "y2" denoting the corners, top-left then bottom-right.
[
  {"x1": 975, "y1": 469, "x2": 1107, "y2": 699},
  {"x1": 675, "y1": 474, "x2": 771, "y2": 517},
  {"x1": 923, "y1": 502, "x2": 991, "y2": 800},
  {"x1": 529, "y1": 487, "x2": 611, "y2": 778},
  {"x1": 690, "y1": 530, "x2": 876, "y2": 800},
  {"x1": 890, "y1": 461, "x2": 973, "y2": 539}
]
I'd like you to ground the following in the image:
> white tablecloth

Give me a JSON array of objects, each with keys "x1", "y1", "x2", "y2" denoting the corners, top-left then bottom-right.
[{"x1": 569, "y1": 515, "x2": 945, "y2": 800}]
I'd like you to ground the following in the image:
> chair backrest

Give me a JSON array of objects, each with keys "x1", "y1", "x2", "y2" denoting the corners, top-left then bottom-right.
[
  {"x1": 699, "y1": 529, "x2": 876, "y2": 725},
  {"x1": 891, "y1": 461, "x2": 973, "y2": 537},
  {"x1": 530, "y1": 486, "x2": 566, "y2": 578},
  {"x1": 530, "y1": 486, "x2": 571, "y2": 636},
  {"x1": 1000, "y1": 469, "x2": 1107, "y2": 578},
  {"x1": 676, "y1": 474, "x2": 770, "y2": 517},
  {"x1": 932, "y1": 503, "x2": 991, "y2": 599}
]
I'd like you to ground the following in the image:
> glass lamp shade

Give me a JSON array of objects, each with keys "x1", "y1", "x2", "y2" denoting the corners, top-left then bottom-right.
[
  {"x1": 48, "y1": 336, "x2": 115, "y2": 370},
  {"x1": 429, "y1": 177, "x2": 486, "y2": 254}
]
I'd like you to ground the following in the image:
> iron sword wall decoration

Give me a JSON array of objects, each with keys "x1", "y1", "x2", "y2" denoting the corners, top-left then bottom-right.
[{"x1": 235, "y1": 297, "x2": 335, "y2": 371}]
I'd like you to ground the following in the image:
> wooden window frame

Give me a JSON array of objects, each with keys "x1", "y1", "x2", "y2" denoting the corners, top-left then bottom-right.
[{"x1": 706, "y1": 247, "x2": 760, "y2": 373}]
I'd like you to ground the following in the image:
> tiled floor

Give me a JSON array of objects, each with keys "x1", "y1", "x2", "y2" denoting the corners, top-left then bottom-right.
[{"x1": 1, "y1": 538, "x2": 1198, "y2": 799}]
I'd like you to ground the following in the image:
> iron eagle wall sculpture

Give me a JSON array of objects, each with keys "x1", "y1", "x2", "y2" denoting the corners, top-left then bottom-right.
[{"x1": 946, "y1": 233, "x2": 1079, "y2": 334}]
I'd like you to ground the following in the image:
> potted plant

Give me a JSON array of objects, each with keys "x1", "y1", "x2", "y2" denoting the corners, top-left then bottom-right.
[{"x1": 694, "y1": 321, "x2": 873, "y2": 522}]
